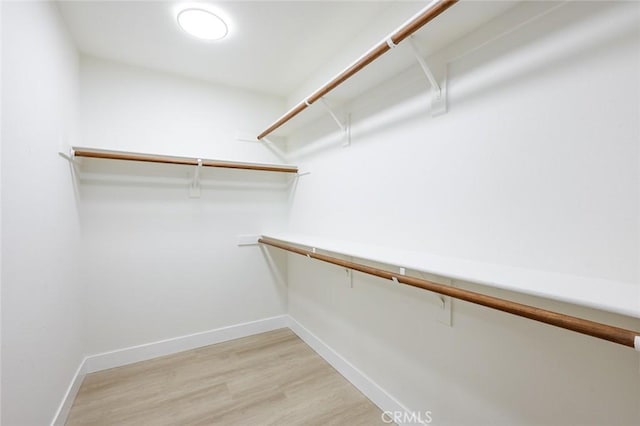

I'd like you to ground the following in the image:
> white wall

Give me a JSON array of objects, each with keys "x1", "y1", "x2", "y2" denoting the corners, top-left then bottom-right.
[
  {"x1": 285, "y1": 1, "x2": 640, "y2": 424},
  {"x1": 78, "y1": 56, "x2": 289, "y2": 354},
  {"x1": 2, "y1": 1, "x2": 638, "y2": 424},
  {"x1": 285, "y1": 0, "x2": 425, "y2": 108},
  {"x1": 0, "y1": 1, "x2": 4, "y2": 421},
  {"x1": 79, "y1": 55, "x2": 287, "y2": 163},
  {"x1": 1, "y1": 2, "x2": 84, "y2": 425},
  {"x1": 288, "y1": 0, "x2": 639, "y2": 284}
]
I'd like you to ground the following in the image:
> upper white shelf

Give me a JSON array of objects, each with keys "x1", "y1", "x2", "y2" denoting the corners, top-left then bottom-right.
[
  {"x1": 66, "y1": 147, "x2": 299, "y2": 174},
  {"x1": 257, "y1": 0, "x2": 523, "y2": 139},
  {"x1": 256, "y1": 0, "x2": 459, "y2": 140},
  {"x1": 263, "y1": 232, "x2": 640, "y2": 320}
]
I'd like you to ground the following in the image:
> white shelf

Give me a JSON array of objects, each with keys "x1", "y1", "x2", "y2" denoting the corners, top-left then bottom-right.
[
  {"x1": 263, "y1": 1, "x2": 527, "y2": 138},
  {"x1": 69, "y1": 147, "x2": 298, "y2": 174},
  {"x1": 262, "y1": 232, "x2": 640, "y2": 319}
]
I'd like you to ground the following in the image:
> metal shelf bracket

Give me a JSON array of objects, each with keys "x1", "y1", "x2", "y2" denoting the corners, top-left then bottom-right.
[
  {"x1": 317, "y1": 98, "x2": 351, "y2": 147},
  {"x1": 189, "y1": 158, "x2": 202, "y2": 198},
  {"x1": 58, "y1": 145, "x2": 80, "y2": 165},
  {"x1": 408, "y1": 37, "x2": 447, "y2": 117}
]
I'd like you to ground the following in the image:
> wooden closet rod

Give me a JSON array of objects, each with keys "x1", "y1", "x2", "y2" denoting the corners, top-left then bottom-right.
[
  {"x1": 259, "y1": 237, "x2": 640, "y2": 351},
  {"x1": 257, "y1": 0, "x2": 458, "y2": 140},
  {"x1": 72, "y1": 148, "x2": 299, "y2": 174}
]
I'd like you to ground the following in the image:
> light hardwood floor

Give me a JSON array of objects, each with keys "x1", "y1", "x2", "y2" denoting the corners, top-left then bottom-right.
[{"x1": 66, "y1": 329, "x2": 387, "y2": 425}]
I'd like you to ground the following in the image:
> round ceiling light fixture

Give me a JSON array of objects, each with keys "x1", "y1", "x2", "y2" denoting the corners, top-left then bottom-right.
[{"x1": 177, "y1": 8, "x2": 228, "y2": 41}]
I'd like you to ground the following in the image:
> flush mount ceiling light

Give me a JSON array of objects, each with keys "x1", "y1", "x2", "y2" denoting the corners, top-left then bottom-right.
[{"x1": 177, "y1": 8, "x2": 228, "y2": 41}]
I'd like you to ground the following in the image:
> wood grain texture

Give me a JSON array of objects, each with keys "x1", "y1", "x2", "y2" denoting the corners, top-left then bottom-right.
[
  {"x1": 256, "y1": 0, "x2": 458, "y2": 140},
  {"x1": 66, "y1": 329, "x2": 387, "y2": 425},
  {"x1": 259, "y1": 237, "x2": 640, "y2": 350},
  {"x1": 391, "y1": 0, "x2": 459, "y2": 44},
  {"x1": 72, "y1": 147, "x2": 299, "y2": 173}
]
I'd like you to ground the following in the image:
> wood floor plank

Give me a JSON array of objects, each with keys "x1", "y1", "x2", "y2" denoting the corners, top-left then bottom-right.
[{"x1": 66, "y1": 329, "x2": 388, "y2": 425}]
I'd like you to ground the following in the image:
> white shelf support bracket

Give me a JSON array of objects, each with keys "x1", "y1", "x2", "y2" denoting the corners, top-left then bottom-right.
[
  {"x1": 392, "y1": 267, "x2": 406, "y2": 285},
  {"x1": 418, "y1": 270, "x2": 453, "y2": 326},
  {"x1": 437, "y1": 295, "x2": 452, "y2": 327},
  {"x1": 58, "y1": 147, "x2": 74, "y2": 162},
  {"x1": 318, "y1": 98, "x2": 351, "y2": 147},
  {"x1": 343, "y1": 113, "x2": 351, "y2": 148},
  {"x1": 189, "y1": 158, "x2": 202, "y2": 198},
  {"x1": 408, "y1": 37, "x2": 447, "y2": 117},
  {"x1": 306, "y1": 247, "x2": 317, "y2": 260},
  {"x1": 58, "y1": 144, "x2": 80, "y2": 166},
  {"x1": 436, "y1": 278, "x2": 453, "y2": 327}
]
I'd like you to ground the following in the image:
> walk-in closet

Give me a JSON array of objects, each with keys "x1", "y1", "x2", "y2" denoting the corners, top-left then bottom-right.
[{"x1": 2, "y1": 1, "x2": 639, "y2": 425}]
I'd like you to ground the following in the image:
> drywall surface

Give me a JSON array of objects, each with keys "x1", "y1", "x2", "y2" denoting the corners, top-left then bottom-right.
[
  {"x1": 285, "y1": 1, "x2": 640, "y2": 424},
  {"x1": 79, "y1": 55, "x2": 286, "y2": 163},
  {"x1": 78, "y1": 57, "x2": 289, "y2": 354},
  {"x1": 0, "y1": 1, "x2": 3, "y2": 421},
  {"x1": 287, "y1": 255, "x2": 640, "y2": 425},
  {"x1": 1, "y1": 2, "x2": 84, "y2": 424},
  {"x1": 285, "y1": 0, "x2": 425, "y2": 108},
  {"x1": 288, "y1": 1, "x2": 639, "y2": 285}
]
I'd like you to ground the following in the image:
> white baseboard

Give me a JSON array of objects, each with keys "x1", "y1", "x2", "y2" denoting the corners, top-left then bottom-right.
[
  {"x1": 53, "y1": 315, "x2": 418, "y2": 426},
  {"x1": 84, "y1": 315, "x2": 288, "y2": 373},
  {"x1": 287, "y1": 316, "x2": 425, "y2": 425},
  {"x1": 51, "y1": 315, "x2": 288, "y2": 425},
  {"x1": 51, "y1": 360, "x2": 87, "y2": 426}
]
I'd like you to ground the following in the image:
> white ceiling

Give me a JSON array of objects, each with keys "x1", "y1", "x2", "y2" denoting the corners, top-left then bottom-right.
[
  {"x1": 57, "y1": 0, "x2": 427, "y2": 97},
  {"x1": 57, "y1": 1, "x2": 522, "y2": 100}
]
